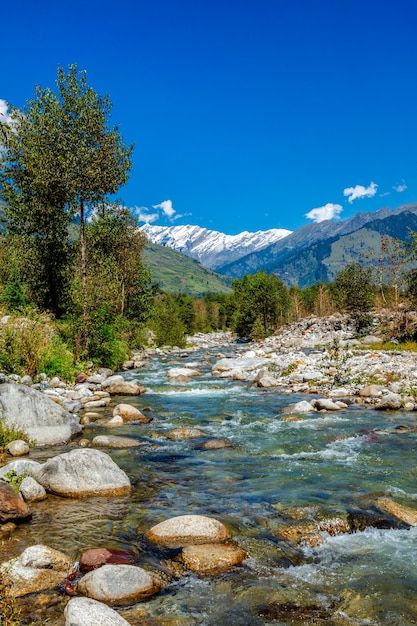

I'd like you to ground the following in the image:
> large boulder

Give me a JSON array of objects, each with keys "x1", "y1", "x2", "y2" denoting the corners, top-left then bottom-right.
[
  {"x1": 1, "y1": 545, "x2": 71, "y2": 597},
  {"x1": 375, "y1": 393, "x2": 402, "y2": 410},
  {"x1": 167, "y1": 367, "x2": 200, "y2": 381},
  {"x1": 33, "y1": 449, "x2": 131, "y2": 497},
  {"x1": 101, "y1": 376, "x2": 145, "y2": 396},
  {"x1": 76, "y1": 564, "x2": 159, "y2": 605},
  {"x1": 0, "y1": 383, "x2": 81, "y2": 445},
  {"x1": 0, "y1": 481, "x2": 31, "y2": 522},
  {"x1": 181, "y1": 543, "x2": 246, "y2": 574},
  {"x1": 65, "y1": 597, "x2": 131, "y2": 626},
  {"x1": 146, "y1": 514, "x2": 230, "y2": 548}
]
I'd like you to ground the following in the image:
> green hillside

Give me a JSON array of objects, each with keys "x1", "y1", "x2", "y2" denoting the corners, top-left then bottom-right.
[{"x1": 143, "y1": 242, "x2": 231, "y2": 296}]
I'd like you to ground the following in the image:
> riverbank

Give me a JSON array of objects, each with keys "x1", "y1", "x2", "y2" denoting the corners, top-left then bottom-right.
[{"x1": 1, "y1": 319, "x2": 417, "y2": 624}]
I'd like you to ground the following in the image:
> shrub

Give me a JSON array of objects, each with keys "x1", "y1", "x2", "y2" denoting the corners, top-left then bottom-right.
[
  {"x1": 3, "y1": 470, "x2": 27, "y2": 493},
  {"x1": 0, "y1": 422, "x2": 30, "y2": 452},
  {"x1": 39, "y1": 335, "x2": 77, "y2": 381}
]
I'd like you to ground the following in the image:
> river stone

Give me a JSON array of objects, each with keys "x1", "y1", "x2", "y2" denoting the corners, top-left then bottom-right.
[
  {"x1": 167, "y1": 367, "x2": 200, "y2": 380},
  {"x1": 359, "y1": 385, "x2": 382, "y2": 398},
  {"x1": 106, "y1": 416, "x2": 125, "y2": 428},
  {"x1": 146, "y1": 514, "x2": 230, "y2": 548},
  {"x1": 80, "y1": 548, "x2": 135, "y2": 572},
  {"x1": 0, "y1": 383, "x2": 81, "y2": 445},
  {"x1": 201, "y1": 439, "x2": 233, "y2": 450},
  {"x1": 102, "y1": 376, "x2": 145, "y2": 396},
  {"x1": 0, "y1": 481, "x2": 31, "y2": 522},
  {"x1": 376, "y1": 497, "x2": 417, "y2": 525},
  {"x1": 20, "y1": 476, "x2": 47, "y2": 502},
  {"x1": 19, "y1": 544, "x2": 72, "y2": 570},
  {"x1": 312, "y1": 398, "x2": 343, "y2": 411},
  {"x1": 33, "y1": 448, "x2": 131, "y2": 497},
  {"x1": 112, "y1": 404, "x2": 150, "y2": 423},
  {"x1": 6, "y1": 439, "x2": 30, "y2": 457},
  {"x1": 375, "y1": 393, "x2": 402, "y2": 410},
  {"x1": 92, "y1": 435, "x2": 142, "y2": 449},
  {"x1": 77, "y1": 564, "x2": 159, "y2": 605},
  {"x1": 0, "y1": 458, "x2": 41, "y2": 480},
  {"x1": 287, "y1": 400, "x2": 315, "y2": 414},
  {"x1": 181, "y1": 543, "x2": 246, "y2": 574},
  {"x1": 65, "y1": 597, "x2": 131, "y2": 626},
  {"x1": 167, "y1": 427, "x2": 205, "y2": 440}
]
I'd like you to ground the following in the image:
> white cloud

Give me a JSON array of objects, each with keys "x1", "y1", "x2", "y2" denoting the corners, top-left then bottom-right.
[
  {"x1": 0, "y1": 99, "x2": 13, "y2": 126},
  {"x1": 152, "y1": 199, "x2": 175, "y2": 218},
  {"x1": 394, "y1": 182, "x2": 407, "y2": 193},
  {"x1": 133, "y1": 207, "x2": 159, "y2": 223},
  {"x1": 305, "y1": 203, "x2": 343, "y2": 223},
  {"x1": 343, "y1": 181, "x2": 378, "y2": 203}
]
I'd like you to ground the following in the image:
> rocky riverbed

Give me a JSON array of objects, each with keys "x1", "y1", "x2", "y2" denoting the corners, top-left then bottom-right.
[{"x1": 1, "y1": 321, "x2": 417, "y2": 624}]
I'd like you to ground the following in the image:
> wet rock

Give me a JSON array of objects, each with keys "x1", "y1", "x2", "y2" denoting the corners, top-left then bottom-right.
[
  {"x1": 375, "y1": 393, "x2": 402, "y2": 410},
  {"x1": 0, "y1": 521, "x2": 16, "y2": 537},
  {"x1": 106, "y1": 416, "x2": 125, "y2": 428},
  {"x1": 65, "y1": 597, "x2": 131, "y2": 626},
  {"x1": 181, "y1": 543, "x2": 246, "y2": 574},
  {"x1": 0, "y1": 383, "x2": 81, "y2": 445},
  {"x1": 0, "y1": 481, "x2": 31, "y2": 522},
  {"x1": 146, "y1": 514, "x2": 230, "y2": 548},
  {"x1": 1, "y1": 545, "x2": 72, "y2": 597},
  {"x1": 275, "y1": 517, "x2": 350, "y2": 547},
  {"x1": 347, "y1": 508, "x2": 409, "y2": 532},
  {"x1": 80, "y1": 548, "x2": 135, "y2": 572},
  {"x1": 77, "y1": 564, "x2": 159, "y2": 605},
  {"x1": 7, "y1": 439, "x2": 29, "y2": 457},
  {"x1": 376, "y1": 497, "x2": 417, "y2": 525},
  {"x1": 272, "y1": 503, "x2": 319, "y2": 521},
  {"x1": 106, "y1": 381, "x2": 146, "y2": 396},
  {"x1": 287, "y1": 400, "x2": 315, "y2": 414},
  {"x1": 312, "y1": 398, "x2": 344, "y2": 411},
  {"x1": 167, "y1": 367, "x2": 200, "y2": 381},
  {"x1": 20, "y1": 476, "x2": 47, "y2": 502},
  {"x1": 112, "y1": 404, "x2": 150, "y2": 423},
  {"x1": 201, "y1": 439, "x2": 233, "y2": 449},
  {"x1": 166, "y1": 427, "x2": 205, "y2": 440},
  {"x1": 91, "y1": 436, "x2": 142, "y2": 449},
  {"x1": 281, "y1": 414, "x2": 303, "y2": 423},
  {"x1": 33, "y1": 448, "x2": 131, "y2": 497}
]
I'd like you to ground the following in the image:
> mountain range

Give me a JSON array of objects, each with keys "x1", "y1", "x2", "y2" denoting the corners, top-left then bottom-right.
[{"x1": 142, "y1": 203, "x2": 417, "y2": 287}]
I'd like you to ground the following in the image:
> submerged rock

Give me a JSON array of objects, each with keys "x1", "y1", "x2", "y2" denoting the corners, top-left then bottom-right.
[
  {"x1": 91, "y1": 436, "x2": 142, "y2": 449},
  {"x1": 201, "y1": 438, "x2": 233, "y2": 449},
  {"x1": 0, "y1": 383, "x2": 81, "y2": 445},
  {"x1": 64, "y1": 597, "x2": 131, "y2": 626},
  {"x1": 376, "y1": 497, "x2": 417, "y2": 526},
  {"x1": 77, "y1": 564, "x2": 159, "y2": 605},
  {"x1": 80, "y1": 548, "x2": 135, "y2": 573},
  {"x1": 0, "y1": 481, "x2": 31, "y2": 522},
  {"x1": 146, "y1": 514, "x2": 230, "y2": 548},
  {"x1": 275, "y1": 517, "x2": 350, "y2": 547},
  {"x1": 181, "y1": 543, "x2": 246, "y2": 574},
  {"x1": 33, "y1": 449, "x2": 131, "y2": 497},
  {"x1": 166, "y1": 427, "x2": 205, "y2": 440}
]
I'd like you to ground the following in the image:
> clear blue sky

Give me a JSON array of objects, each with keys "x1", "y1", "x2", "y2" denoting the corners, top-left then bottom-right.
[{"x1": 2, "y1": 0, "x2": 417, "y2": 232}]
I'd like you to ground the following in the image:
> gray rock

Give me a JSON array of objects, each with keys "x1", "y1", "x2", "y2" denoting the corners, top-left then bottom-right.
[
  {"x1": 91, "y1": 436, "x2": 142, "y2": 449},
  {"x1": 287, "y1": 400, "x2": 315, "y2": 414},
  {"x1": 312, "y1": 398, "x2": 344, "y2": 411},
  {"x1": 361, "y1": 335, "x2": 383, "y2": 345},
  {"x1": 0, "y1": 459, "x2": 41, "y2": 480},
  {"x1": 64, "y1": 597, "x2": 131, "y2": 626},
  {"x1": 76, "y1": 564, "x2": 159, "y2": 605},
  {"x1": 0, "y1": 383, "x2": 81, "y2": 445},
  {"x1": 33, "y1": 448, "x2": 131, "y2": 497},
  {"x1": 6, "y1": 439, "x2": 29, "y2": 457},
  {"x1": 20, "y1": 375, "x2": 33, "y2": 386},
  {"x1": 375, "y1": 393, "x2": 402, "y2": 410},
  {"x1": 146, "y1": 514, "x2": 230, "y2": 548},
  {"x1": 20, "y1": 476, "x2": 47, "y2": 502}
]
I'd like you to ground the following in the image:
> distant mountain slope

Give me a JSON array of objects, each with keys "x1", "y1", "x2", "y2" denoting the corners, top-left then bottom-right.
[
  {"x1": 141, "y1": 224, "x2": 292, "y2": 269},
  {"x1": 143, "y1": 242, "x2": 231, "y2": 296},
  {"x1": 217, "y1": 204, "x2": 417, "y2": 284}
]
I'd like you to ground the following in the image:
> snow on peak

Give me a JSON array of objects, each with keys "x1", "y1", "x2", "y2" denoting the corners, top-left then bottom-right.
[{"x1": 140, "y1": 223, "x2": 292, "y2": 269}]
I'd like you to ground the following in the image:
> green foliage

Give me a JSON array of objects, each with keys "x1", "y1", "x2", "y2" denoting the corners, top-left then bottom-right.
[
  {"x1": 332, "y1": 262, "x2": 375, "y2": 314},
  {"x1": 3, "y1": 470, "x2": 27, "y2": 493},
  {"x1": 0, "y1": 423, "x2": 30, "y2": 453},
  {"x1": 358, "y1": 341, "x2": 417, "y2": 352},
  {"x1": 150, "y1": 294, "x2": 187, "y2": 347},
  {"x1": 232, "y1": 272, "x2": 289, "y2": 339},
  {"x1": 40, "y1": 335, "x2": 77, "y2": 380},
  {"x1": 0, "y1": 572, "x2": 21, "y2": 625}
]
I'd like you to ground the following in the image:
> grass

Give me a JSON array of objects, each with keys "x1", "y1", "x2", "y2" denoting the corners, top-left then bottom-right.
[
  {"x1": 143, "y1": 242, "x2": 231, "y2": 296},
  {"x1": 0, "y1": 422, "x2": 31, "y2": 452},
  {"x1": 357, "y1": 341, "x2": 417, "y2": 352}
]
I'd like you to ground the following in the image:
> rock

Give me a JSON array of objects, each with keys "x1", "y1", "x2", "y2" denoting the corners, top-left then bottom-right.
[
  {"x1": 77, "y1": 564, "x2": 159, "y2": 605},
  {"x1": 79, "y1": 438, "x2": 90, "y2": 447},
  {"x1": 76, "y1": 373, "x2": 88, "y2": 384},
  {"x1": 1, "y1": 544, "x2": 71, "y2": 597},
  {"x1": 112, "y1": 404, "x2": 150, "y2": 423},
  {"x1": 275, "y1": 517, "x2": 350, "y2": 547},
  {"x1": 376, "y1": 497, "x2": 417, "y2": 525},
  {"x1": 286, "y1": 400, "x2": 314, "y2": 414},
  {"x1": 375, "y1": 393, "x2": 402, "y2": 410},
  {"x1": 106, "y1": 416, "x2": 124, "y2": 428},
  {"x1": 7, "y1": 439, "x2": 29, "y2": 457},
  {"x1": 87, "y1": 374, "x2": 104, "y2": 384},
  {"x1": 181, "y1": 543, "x2": 246, "y2": 574},
  {"x1": 0, "y1": 459, "x2": 41, "y2": 480},
  {"x1": 80, "y1": 548, "x2": 135, "y2": 573},
  {"x1": 167, "y1": 367, "x2": 200, "y2": 381},
  {"x1": 312, "y1": 398, "x2": 343, "y2": 411},
  {"x1": 359, "y1": 385, "x2": 382, "y2": 398},
  {"x1": 92, "y1": 436, "x2": 142, "y2": 449},
  {"x1": 0, "y1": 481, "x2": 31, "y2": 522},
  {"x1": 146, "y1": 514, "x2": 230, "y2": 548},
  {"x1": 0, "y1": 383, "x2": 81, "y2": 445},
  {"x1": 201, "y1": 439, "x2": 233, "y2": 450},
  {"x1": 166, "y1": 427, "x2": 205, "y2": 440},
  {"x1": 361, "y1": 335, "x2": 383, "y2": 345},
  {"x1": 33, "y1": 449, "x2": 131, "y2": 497},
  {"x1": 256, "y1": 373, "x2": 279, "y2": 388},
  {"x1": 281, "y1": 414, "x2": 303, "y2": 422},
  {"x1": 106, "y1": 381, "x2": 146, "y2": 396},
  {"x1": 20, "y1": 476, "x2": 47, "y2": 502},
  {"x1": 21, "y1": 375, "x2": 33, "y2": 386},
  {"x1": 347, "y1": 509, "x2": 408, "y2": 532},
  {"x1": 64, "y1": 597, "x2": 131, "y2": 626}
]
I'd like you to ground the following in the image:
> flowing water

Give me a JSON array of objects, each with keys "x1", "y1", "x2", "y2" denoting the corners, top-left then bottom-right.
[{"x1": 5, "y1": 344, "x2": 417, "y2": 625}]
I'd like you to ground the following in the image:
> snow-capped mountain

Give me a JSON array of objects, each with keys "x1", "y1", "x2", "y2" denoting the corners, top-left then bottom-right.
[{"x1": 140, "y1": 224, "x2": 292, "y2": 269}]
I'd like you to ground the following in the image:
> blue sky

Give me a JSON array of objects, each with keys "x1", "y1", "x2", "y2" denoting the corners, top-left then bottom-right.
[{"x1": 2, "y1": 0, "x2": 417, "y2": 233}]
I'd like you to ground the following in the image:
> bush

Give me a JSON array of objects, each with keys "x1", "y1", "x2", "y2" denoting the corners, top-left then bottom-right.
[
  {"x1": 40, "y1": 335, "x2": 77, "y2": 381},
  {"x1": 150, "y1": 294, "x2": 186, "y2": 347},
  {"x1": 0, "y1": 422, "x2": 30, "y2": 452}
]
